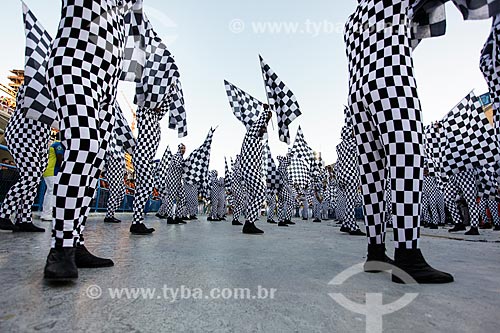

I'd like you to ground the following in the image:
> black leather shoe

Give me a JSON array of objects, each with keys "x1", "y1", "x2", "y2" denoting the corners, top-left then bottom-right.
[
  {"x1": 278, "y1": 221, "x2": 289, "y2": 227},
  {"x1": 464, "y1": 227, "x2": 480, "y2": 235},
  {"x1": 448, "y1": 223, "x2": 466, "y2": 232},
  {"x1": 207, "y1": 217, "x2": 215, "y2": 221},
  {"x1": 104, "y1": 216, "x2": 121, "y2": 223},
  {"x1": 349, "y1": 229, "x2": 366, "y2": 236},
  {"x1": 190, "y1": 215, "x2": 198, "y2": 220},
  {"x1": 494, "y1": 225, "x2": 500, "y2": 231},
  {"x1": 0, "y1": 217, "x2": 17, "y2": 231},
  {"x1": 232, "y1": 219, "x2": 243, "y2": 226},
  {"x1": 339, "y1": 225, "x2": 350, "y2": 233},
  {"x1": 175, "y1": 217, "x2": 187, "y2": 224},
  {"x1": 364, "y1": 244, "x2": 394, "y2": 273},
  {"x1": 14, "y1": 222, "x2": 45, "y2": 232},
  {"x1": 429, "y1": 224, "x2": 438, "y2": 230},
  {"x1": 285, "y1": 220, "x2": 296, "y2": 225},
  {"x1": 75, "y1": 245, "x2": 114, "y2": 268},
  {"x1": 267, "y1": 219, "x2": 277, "y2": 224},
  {"x1": 155, "y1": 213, "x2": 167, "y2": 220},
  {"x1": 167, "y1": 217, "x2": 178, "y2": 225},
  {"x1": 242, "y1": 222, "x2": 264, "y2": 234},
  {"x1": 392, "y1": 248, "x2": 454, "y2": 284},
  {"x1": 44, "y1": 248, "x2": 78, "y2": 281},
  {"x1": 313, "y1": 219, "x2": 321, "y2": 223},
  {"x1": 130, "y1": 223, "x2": 155, "y2": 234}
]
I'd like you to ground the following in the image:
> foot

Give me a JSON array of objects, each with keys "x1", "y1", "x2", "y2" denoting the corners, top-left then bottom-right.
[
  {"x1": 313, "y1": 219, "x2": 321, "y2": 223},
  {"x1": 219, "y1": 217, "x2": 226, "y2": 221},
  {"x1": 392, "y1": 248, "x2": 454, "y2": 284},
  {"x1": 13, "y1": 222, "x2": 45, "y2": 233},
  {"x1": 75, "y1": 245, "x2": 114, "y2": 268},
  {"x1": 464, "y1": 227, "x2": 480, "y2": 236},
  {"x1": 180, "y1": 216, "x2": 190, "y2": 221},
  {"x1": 232, "y1": 219, "x2": 243, "y2": 226},
  {"x1": 364, "y1": 244, "x2": 394, "y2": 273},
  {"x1": 429, "y1": 224, "x2": 438, "y2": 230},
  {"x1": 175, "y1": 217, "x2": 187, "y2": 224},
  {"x1": 285, "y1": 220, "x2": 296, "y2": 225},
  {"x1": 167, "y1": 217, "x2": 178, "y2": 225},
  {"x1": 190, "y1": 215, "x2": 198, "y2": 220},
  {"x1": 104, "y1": 216, "x2": 121, "y2": 223},
  {"x1": 494, "y1": 225, "x2": 500, "y2": 231},
  {"x1": 278, "y1": 221, "x2": 289, "y2": 227},
  {"x1": 479, "y1": 223, "x2": 492, "y2": 229},
  {"x1": 267, "y1": 219, "x2": 277, "y2": 224},
  {"x1": 448, "y1": 223, "x2": 466, "y2": 233},
  {"x1": 302, "y1": 218, "x2": 308, "y2": 221},
  {"x1": 155, "y1": 213, "x2": 167, "y2": 220},
  {"x1": 339, "y1": 225, "x2": 350, "y2": 233},
  {"x1": 130, "y1": 223, "x2": 155, "y2": 235},
  {"x1": 0, "y1": 217, "x2": 17, "y2": 231},
  {"x1": 242, "y1": 222, "x2": 264, "y2": 234},
  {"x1": 349, "y1": 229, "x2": 366, "y2": 236},
  {"x1": 207, "y1": 217, "x2": 214, "y2": 221},
  {"x1": 44, "y1": 248, "x2": 78, "y2": 281}
]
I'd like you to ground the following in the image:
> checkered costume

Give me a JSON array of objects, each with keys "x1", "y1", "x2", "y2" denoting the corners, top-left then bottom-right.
[
  {"x1": 0, "y1": 86, "x2": 51, "y2": 225},
  {"x1": 276, "y1": 155, "x2": 296, "y2": 223},
  {"x1": 444, "y1": 169, "x2": 480, "y2": 227},
  {"x1": 132, "y1": 108, "x2": 164, "y2": 224},
  {"x1": 336, "y1": 126, "x2": 361, "y2": 232},
  {"x1": 0, "y1": 5, "x2": 52, "y2": 226},
  {"x1": 259, "y1": 55, "x2": 302, "y2": 144},
  {"x1": 132, "y1": 9, "x2": 185, "y2": 225},
  {"x1": 105, "y1": 104, "x2": 136, "y2": 219},
  {"x1": 240, "y1": 111, "x2": 269, "y2": 224},
  {"x1": 266, "y1": 190, "x2": 277, "y2": 220},
  {"x1": 346, "y1": 0, "x2": 429, "y2": 249},
  {"x1": 208, "y1": 171, "x2": 220, "y2": 219},
  {"x1": 184, "y1": 182, "x2": 199, "y2": 217},
  {"x1": 224, "y1": 157, "x2": 233, "y2": 209},
  {"x1": 158, "y1": 147, "x2": 187, "y2": 218},
  {"x1": 216, "y1": 177, "x2": 227, "y2": 218},
  {"x1": 266, "y1": 148, "x2": 280, "y2": 221},
  {"x1": 421, "y1": 175, "x2": 446, "y2": 226},
  {"x1": 478, "y1": 197, "x2": 500, "y2": 226},
  {"x1": 43, "y1": 0, "x2": 142, "y2": 247},
  {"x1": 231, "y1": 155, "x2": 247, "y2": 222}
]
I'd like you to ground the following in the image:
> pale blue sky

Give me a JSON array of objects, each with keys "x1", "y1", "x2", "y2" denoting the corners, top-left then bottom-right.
[{"x1": 0, "y1": 0, "x2": 492, "y2": 173}]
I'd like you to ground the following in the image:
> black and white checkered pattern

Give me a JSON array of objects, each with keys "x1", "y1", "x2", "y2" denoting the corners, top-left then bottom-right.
[
  {"x1": 209, "y1": 171, "x2": 220, "y2": 219},
  {"x1": 114, "y1": 103, "x2": 137, "y2": 155},
  {"x1": 439, "y1": 92, "x2": 499, "y2": 177},
  {"x1": 216, "y1": 177, "x2": 226, "y2": 218},
  {"x1": 266, "y1": 189, "x2": 277, "y2": 220},
  {"x1": 421, "y1": 175, "x2": 446, "y2": 226},
  {"x1": 259, "y1": 55, "x2": 301, "y2": 144},
  {"x1": 346, "y1": 0, "x2": 424, "y2": 249},
  {"x1": 224, "y1": 80, "x2": 264, "y2": 130},
  {"x1": 240, "y1": 111, "x2": 269, "y2": 224},
  {"x1": 104, "y1": 130, "x2": 126, "y2": 219},
  {"x1": 480, "y1": 15, "x2": 500, "y2": 173},
  {"x1": 46, "y1": 0, "x2": 129, "y2": 247},
  {"x1": 20, "y1": 2, "x2": 58, "y2": 129},
  {"x1": 479, "y1": 197, "x2": 500, "y2": 226},
  {"x1": 132, "y1": 109, "x2": 162, "y2": 224},
  {"x1": 288, "y1": 127, "x2": 314, "y2": 189},
  {"x1": 183, "y1": 128, "x2": 215, "y2": 185},
  {"x1": 451, "y1": 0, "x2": 500, "y2": 20},
  {"x1": 159, "y1": 148, "x2": 186, "y2": 218},
  {"x1": 445, "y1": 170, "x2": 480, "y2": 227},
  {"x1": 230, "y1": 155, "x2": 248, "y2": 221},
  {"x1": 0, "y1": 86, "x2": 51, "y2": 224},
  {"x1": 120, "y1": 0, "x2": 147, "y2": 82},
  {"x1": 184, "y1": 182, "x2": 199, "y2": 216},
  {"x1": 276, "y1": 156, "x2": 296, "y2": 222},
  {"x1": 167, "y1": 80, "x2": 188, "y2": 138}
]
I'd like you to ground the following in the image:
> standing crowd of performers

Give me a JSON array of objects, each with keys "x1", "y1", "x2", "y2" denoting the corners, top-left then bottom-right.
[{"x1": 0, "y1": 0, "x2": 499, "y2": 285}]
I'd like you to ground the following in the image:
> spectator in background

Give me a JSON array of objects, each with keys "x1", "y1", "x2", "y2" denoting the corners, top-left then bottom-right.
[
  {"x1": 40, "y1": 137, "x2": 64, "y2": 221},
  {"x1": 1, "y1": 158, "x2": 10, "y2": 170}
]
